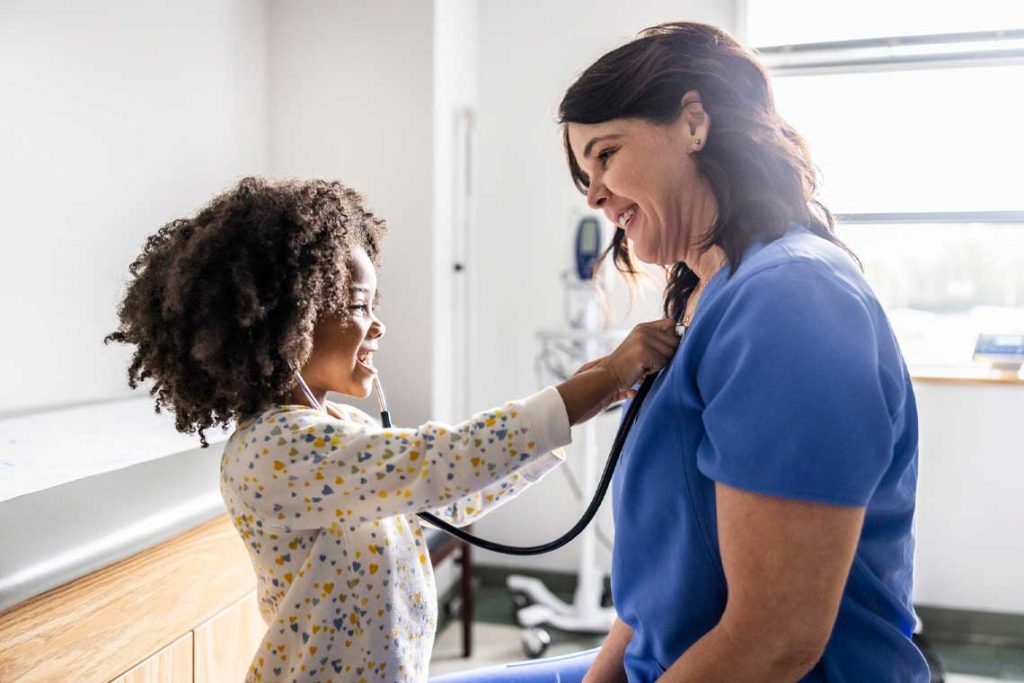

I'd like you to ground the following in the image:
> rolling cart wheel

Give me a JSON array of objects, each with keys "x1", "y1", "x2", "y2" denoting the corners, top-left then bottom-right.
[
  {"x1": 442, "y1": 594, "x2": 462, "y2": 620},
  {"x1": 509, "y1": 591, "x2": 531, "y2": 625},
  {"x1": 521, "y1": 627, "x2": 551, "y2": 659},
  {"x1": 601, "y1": 582, "x2": 613, "y2": 608}
]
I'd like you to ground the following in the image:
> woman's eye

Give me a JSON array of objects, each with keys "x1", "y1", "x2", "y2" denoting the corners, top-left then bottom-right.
[
  {"x1": 349, "y1": 304, "x2": 370, "y2": 314},
  {"x1": 598, "y1": 148, "x2": 616, "y2": 165}
]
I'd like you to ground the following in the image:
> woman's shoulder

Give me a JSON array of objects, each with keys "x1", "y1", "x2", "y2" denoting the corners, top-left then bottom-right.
[
  {"x1": 739, "y1": 228, "x2": 856, "y2": 276},
  {"x1": 722, "y1": 229, "x2": 870, "y2": 305}
]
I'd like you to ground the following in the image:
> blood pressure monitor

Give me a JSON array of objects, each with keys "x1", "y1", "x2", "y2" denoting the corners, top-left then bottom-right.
[{"x1": 574, "y1": 216, "x2": 602, "y2": 281}]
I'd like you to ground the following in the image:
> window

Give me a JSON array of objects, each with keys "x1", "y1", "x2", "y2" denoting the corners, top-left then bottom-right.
[
  {"x1": 745, "y1": 0, "x2": 1024, "y2": 47},
  {"x1": 745, "y1": 1, "x2": 1024, "y2": 368}
]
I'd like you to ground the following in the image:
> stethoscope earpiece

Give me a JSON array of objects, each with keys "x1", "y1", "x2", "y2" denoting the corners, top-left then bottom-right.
[{"x1": 294, "y1": 371, "x2": 325, "y2": 414}]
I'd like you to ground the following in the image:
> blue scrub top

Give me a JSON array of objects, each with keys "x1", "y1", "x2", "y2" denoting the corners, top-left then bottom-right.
[{"x1": 611, "y1": 228, "x2": 929, "y2": 682}]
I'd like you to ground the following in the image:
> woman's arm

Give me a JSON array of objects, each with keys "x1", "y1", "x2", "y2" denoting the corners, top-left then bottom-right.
[
  {"x1": 659, "y1": 484, "x2": 864, "y2": 682},
  {"x1": 583, "y1": 617, "x2": 633, "y2": 683}
]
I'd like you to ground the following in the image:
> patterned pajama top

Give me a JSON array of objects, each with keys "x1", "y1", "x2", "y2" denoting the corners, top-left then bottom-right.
[{"x1": 220, "y1": 387, "x2": 570, "y2": 683}]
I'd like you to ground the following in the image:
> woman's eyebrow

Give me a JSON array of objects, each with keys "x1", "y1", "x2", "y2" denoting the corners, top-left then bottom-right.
[{"x1": 583, "y1": 134, "x2": 624, "y2": 159}]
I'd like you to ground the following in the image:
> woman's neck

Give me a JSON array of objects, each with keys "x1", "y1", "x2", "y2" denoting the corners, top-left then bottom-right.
[{"x1": 685, "y1": 243, "x2": 727, "y2": 283}]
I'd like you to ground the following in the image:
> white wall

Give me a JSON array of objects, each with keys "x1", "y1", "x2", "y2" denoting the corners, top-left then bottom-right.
[
  {"x1": 913, "y1": 381, "x2": 1024, "y2": 614},
  {"x1": 0, "y1": 0, "x2": 452, "y2": 426},
  {"x1": 432, "y1": 0, "x2": 479, "y2": 424},
  {"x1": 470, "y1": 0, "x2": 736, "y2": 573},
  {"x1": 0, "y1": 0, "x2": 269, "y2": 415},
  {"x1": 267, "y1": 0, "x2": 437, "y2": 426}
]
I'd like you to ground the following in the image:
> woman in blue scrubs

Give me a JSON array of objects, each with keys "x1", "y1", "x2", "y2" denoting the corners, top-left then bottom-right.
[{"x1": 433, "y1": 21, "x2": 928, "y2": 683}]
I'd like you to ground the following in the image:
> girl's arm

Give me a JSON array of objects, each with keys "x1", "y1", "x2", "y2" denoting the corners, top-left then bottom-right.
[
  {"x1": 392, "y1": 319, "x2": 681, "y2": 528},
  {"x1": 231, "y1": 320, "x2": 678, "y2": 529},
  {"x1": 336, "y1": 398, "x2": 569, "y2": 529},
  {"x1": 239, "y1": 387, "x2": 570, "y2": 529}
]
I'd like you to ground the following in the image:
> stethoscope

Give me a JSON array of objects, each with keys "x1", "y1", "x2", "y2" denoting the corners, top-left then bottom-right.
[{"x1": 293, "y1": 315, "x2": 685, "y2": 556}]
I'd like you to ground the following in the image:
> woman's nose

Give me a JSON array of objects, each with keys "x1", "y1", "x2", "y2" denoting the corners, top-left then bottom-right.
[
  {"x1": 369, "y1": 317, "x2": 386, "y2": 339},
  {"x1": 586, "y1": 178, "x2": 609, "y2": 209}
]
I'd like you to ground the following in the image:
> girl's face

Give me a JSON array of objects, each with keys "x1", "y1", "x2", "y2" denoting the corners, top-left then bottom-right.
[
  {"x1": 565, "y1": 93, "x2": 717, "y2": 266},
  {"x1": 300, "y1": 245, "x2": 386, "y2": 400}
]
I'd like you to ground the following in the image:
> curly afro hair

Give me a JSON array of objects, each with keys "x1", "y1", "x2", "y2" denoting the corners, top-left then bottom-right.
[{"x1": 106, "y1": 177, "x2": 387, "y2": 445}]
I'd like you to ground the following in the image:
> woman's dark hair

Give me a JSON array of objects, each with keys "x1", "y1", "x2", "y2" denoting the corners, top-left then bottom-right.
[
  {"x1": 106, "y1": 177, "x2": 386, "y2": 445},
  {"x1": 559, "y1": 21, "x2": 857, "y2": 319}
]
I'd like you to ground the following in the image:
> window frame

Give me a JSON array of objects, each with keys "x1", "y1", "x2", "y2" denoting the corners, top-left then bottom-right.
[{"x1": 738, "y1": 2, "x2": 1024, "y2": 374}]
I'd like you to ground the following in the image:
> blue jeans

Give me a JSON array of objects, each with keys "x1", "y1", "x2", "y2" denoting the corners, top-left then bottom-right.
[{"x1": 430, "y1": 648, "x2": 600, "y2": 682}]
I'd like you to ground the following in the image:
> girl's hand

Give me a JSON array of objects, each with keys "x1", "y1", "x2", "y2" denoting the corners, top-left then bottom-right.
[
  {"x1": 598, "y1": 319, "x2": 680, "y2": 391},
  {"x1": 570, "y1": 356, "x2": 635, "y2": 423},
  {"x1": 562, "y1": 320, "x2": 680, "y2": 425}
]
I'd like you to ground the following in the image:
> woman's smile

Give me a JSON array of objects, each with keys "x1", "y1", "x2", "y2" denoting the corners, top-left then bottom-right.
[{"x1": 616, "y1": 204, "x2": 639, "y2": 233}]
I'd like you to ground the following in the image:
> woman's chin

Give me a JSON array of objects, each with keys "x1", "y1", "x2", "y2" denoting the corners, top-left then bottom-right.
[{"x1": 632, "y1": 243, "x2": 658, "y2": 265}]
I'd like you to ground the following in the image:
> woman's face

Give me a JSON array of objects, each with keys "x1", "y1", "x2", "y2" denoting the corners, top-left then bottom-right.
[
  {"x1": 566, "y1": 94, "x2": 717, "y2": 265},
  {"x1": 300, "y1": 245, "x2": 386, "y2": 400}
]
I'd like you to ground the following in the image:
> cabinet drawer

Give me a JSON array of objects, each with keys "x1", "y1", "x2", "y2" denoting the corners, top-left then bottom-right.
[{"x1": 194, "y1": 591, "x2": 265, "y2": 683}]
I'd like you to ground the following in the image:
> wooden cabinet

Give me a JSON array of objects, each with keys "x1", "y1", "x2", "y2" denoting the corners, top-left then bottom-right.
[
  {"x1": 110, "y1": 633, "x2": 193, "y2": 683},
  {"x1": 194, "y1": 591, "x2": 265, "y2": 683},
  {"x1": 102, "y1": 589, "x2": 264, "y2": 683},
  {"x1": 0, "y1": 516, "x2": 259, "y2": 683},
  {"x1": 0, "y1": 514, "x2": 476, "y2": 681},
  {"x1": 103, "y1": 591, "x2": 264, "y2": 683}
]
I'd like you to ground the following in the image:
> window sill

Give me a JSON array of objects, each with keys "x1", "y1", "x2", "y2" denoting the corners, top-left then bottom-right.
[{"x1": 910, "y1": 365, "x2": 1024, "y2": 386}]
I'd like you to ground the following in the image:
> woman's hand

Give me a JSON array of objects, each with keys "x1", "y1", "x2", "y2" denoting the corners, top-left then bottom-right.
[{"x1": 557, "y1": 319, "x2": 679, "y2": 426}]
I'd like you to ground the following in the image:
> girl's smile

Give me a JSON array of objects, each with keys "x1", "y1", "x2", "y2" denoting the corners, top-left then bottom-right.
[{"x1": 296, "y1": 245, "x2": 386, "y2": 403}]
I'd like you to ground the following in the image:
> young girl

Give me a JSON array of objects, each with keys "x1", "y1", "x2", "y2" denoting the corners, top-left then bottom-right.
[{"x1": 108, "y1": 177, "x2": 678, "y2": 683}]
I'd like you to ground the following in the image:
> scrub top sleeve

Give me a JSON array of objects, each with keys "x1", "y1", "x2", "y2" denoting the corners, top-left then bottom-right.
[{"x1": 696, "y1": 262, "x2": 894, "y2": 507}]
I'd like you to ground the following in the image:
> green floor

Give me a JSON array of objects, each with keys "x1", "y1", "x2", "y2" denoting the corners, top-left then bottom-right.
[
  {"x1": 934, "y1": 642, "x2": 1024, "y2": 680},
  {"x1": 446, "y1": 576, "x2": 1024, "y2": 680}
]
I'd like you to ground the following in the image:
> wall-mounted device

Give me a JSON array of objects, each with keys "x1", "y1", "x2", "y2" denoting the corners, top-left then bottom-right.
[
  {"x1": 973, "y1": 333, "x2": 1024, "y2": 373},
  {"x1": 574, "y1": 216, "x2": 602, "y2": 281}
]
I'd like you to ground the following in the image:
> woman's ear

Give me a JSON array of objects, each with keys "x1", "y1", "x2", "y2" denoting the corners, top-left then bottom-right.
[{"x1": 679, "y1": 90, "x2": 710, "y2": 152}]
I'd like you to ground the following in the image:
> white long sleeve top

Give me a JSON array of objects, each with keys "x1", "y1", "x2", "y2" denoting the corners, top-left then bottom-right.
[{"x1": 220, "y1": 387, "x2": 571, "y2": 683}]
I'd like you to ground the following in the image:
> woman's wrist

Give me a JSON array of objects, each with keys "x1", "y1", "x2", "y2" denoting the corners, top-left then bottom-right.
[{"x1": 583, "y1": 617, "x2": 632, "y2": 683}]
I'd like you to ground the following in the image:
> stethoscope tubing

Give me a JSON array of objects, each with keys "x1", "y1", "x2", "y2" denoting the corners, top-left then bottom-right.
[
  {"x1": 415, "y1": 370, "x2": 659, "y2": 555},
  {"x1": 293, "y1": 333, "x2": 670, "y2": 556}
]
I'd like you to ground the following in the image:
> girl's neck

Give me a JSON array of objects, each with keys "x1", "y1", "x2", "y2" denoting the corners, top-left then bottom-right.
[{"x1": 290, "y1": 384, "x2": 328, "y2": 409}]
